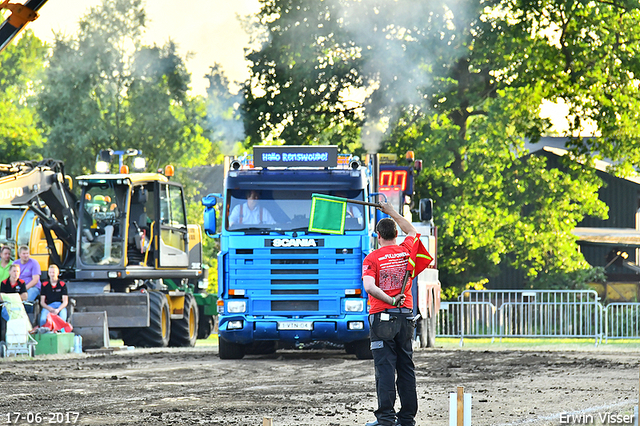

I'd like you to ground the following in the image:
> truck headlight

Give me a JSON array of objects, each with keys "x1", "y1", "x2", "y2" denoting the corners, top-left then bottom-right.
[
  {"x1": 227, "y1": 320, "x2": 243, "y2": 330},
  {"x1": 227, "y1": 301, "x2": 246, "y2": 313},
  {"x1": 348, "y1": 321, "x2": 364, "y2": 330},
  {"x1": 345, "y1": 299, "x2": 364, "y2": 312}
]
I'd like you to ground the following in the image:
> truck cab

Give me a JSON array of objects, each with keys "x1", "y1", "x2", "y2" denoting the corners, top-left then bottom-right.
[{"x1": 204, "y1": 146, "x2": 374, "y2": 359}]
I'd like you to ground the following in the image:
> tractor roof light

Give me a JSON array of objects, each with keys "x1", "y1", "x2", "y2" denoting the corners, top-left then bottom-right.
[
  {"x1": 164, "y1": 164, "x2": 175, "y2": 177},
  {"x1": 132, "y1": 156, "x2": 146, "y2": 172},
  {"x1": 95, "y1": 160, "x2": 110, "y2": 174}
]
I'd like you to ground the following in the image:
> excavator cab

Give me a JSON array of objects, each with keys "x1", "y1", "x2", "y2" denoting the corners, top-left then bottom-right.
[
  {"x1": 75, "y1": 173, "x2": 194, "y2": 288},
  {"x1": 78, "y1": 180, "x2": 126, "y2": 267}
]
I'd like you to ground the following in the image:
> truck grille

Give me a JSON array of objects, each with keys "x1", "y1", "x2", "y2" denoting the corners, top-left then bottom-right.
[
  {"x1": 228, "y1": 241, "x2": 362, "y2": 315},
  {"x1": 272, "y1": 300, "x2": 319, "y2": 311},
  {"x1": 271, "y1": 269, "x2": 319, "y2": 275}
]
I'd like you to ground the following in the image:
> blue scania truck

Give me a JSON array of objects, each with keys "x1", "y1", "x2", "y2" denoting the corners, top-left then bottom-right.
[{"x1": 202, "y1": 145, "x2": 436, "y2": 359}]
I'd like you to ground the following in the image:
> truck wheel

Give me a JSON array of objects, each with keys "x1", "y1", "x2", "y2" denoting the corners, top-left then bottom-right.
[
  {"x1": 169, "y1": 293, "x2": 198, "y2": 347},
  {"x1": 346, "y1": 339, "x2": 373, "y2": 360},
  {"x1": 122, "y1": 291, "x2": 170, "y2": 347},
  {"x1": 246, "y1": 341, "x2": 277, "y2": 355},
  {"x1": 424, "y1": 314, "x2": 437, "y2": 348},
  {"x1": 218, "y1": 337, "x2": 245, "y2": 359}
]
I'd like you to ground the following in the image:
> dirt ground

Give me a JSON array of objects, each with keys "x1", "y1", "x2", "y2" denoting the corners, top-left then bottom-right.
[{"x1": 0, "y1": 340, "x2": 638, "y2": 426}]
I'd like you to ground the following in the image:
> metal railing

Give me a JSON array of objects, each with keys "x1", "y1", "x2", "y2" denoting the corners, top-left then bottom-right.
[
  {"x1": 603, "y1": 303, "x2": 640, "y2": 342},
  {"x1": 437, "y1": 290, "x2": 603, "y2": 344}
]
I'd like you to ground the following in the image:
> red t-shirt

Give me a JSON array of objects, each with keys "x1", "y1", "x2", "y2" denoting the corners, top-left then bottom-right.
[{"x1": 362, "y1": 239, "x2": 413, "y2": 314}]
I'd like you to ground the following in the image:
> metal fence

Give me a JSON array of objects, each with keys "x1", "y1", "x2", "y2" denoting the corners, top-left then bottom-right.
[
  {"x1": 603, "y1": 303, "x2": 640, "y2": 342},
  {"x1": 437, "y1": 290, "x2": 604, "y2": 344}
]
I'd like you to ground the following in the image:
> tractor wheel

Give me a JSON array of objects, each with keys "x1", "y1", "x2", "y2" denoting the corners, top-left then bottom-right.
[
  {"x1": 346, "y1": 339, "x2": 373, "y2": 360},
  {"x1": 122, "y1": 291, "x2": 170, "y2": 348},
  {"x1": 197, "y1": 310, "x2": 214, "y2": 339},
  {"x1": 169, "y1": 293, "x2": 199, "y2": 347},
  {"x1": 218, "y1": 337, "x2": 245, "y2": 360}
]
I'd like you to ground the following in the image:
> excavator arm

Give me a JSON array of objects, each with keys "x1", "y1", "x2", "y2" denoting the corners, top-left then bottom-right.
[
  {"x1": 0, "y1": 159, "x2": 77, "y2": 270},
  {"x1": 0, "y1": 0, "x2": 48, "y2": 53}
]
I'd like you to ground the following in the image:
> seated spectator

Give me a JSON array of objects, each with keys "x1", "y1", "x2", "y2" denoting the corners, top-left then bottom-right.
[
  {"x1": 13, "y1": 246, "x2": 41, "y2": 311},
  {"x1": 0, "y1": 246, "x2": 12, "y2": 283},
  {"x1": 0, "y1": 264, "x2": 27, "y2": 322},
  {"x1": 39, "y1": 265, "x2": 69, "y2": 326}
]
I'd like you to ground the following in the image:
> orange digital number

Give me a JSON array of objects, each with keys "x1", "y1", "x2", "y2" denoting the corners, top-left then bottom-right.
[{"x1": 379, "y1": 170, "x2": 407, "y2": 191}]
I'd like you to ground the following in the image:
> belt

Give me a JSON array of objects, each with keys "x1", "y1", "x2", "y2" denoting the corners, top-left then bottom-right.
[{"x1": 383, "y1": 307, "x2": 413, "y2": 314}]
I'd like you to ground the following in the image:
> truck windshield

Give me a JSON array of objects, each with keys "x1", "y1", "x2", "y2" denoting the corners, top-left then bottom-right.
[
  {"x1": 79, "y1": 182, "x2": 127, "y2": 266},
  {"x1": 226, "y1": 189, "x2": 365, "y2": 232}
]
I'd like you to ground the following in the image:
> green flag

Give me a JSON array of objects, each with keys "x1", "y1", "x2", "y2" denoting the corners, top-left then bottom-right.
[{"x1": 309, "y1": 193, "x2": 347, "y2": 234}]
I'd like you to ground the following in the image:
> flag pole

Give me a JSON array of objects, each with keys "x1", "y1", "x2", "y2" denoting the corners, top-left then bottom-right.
[
  {"x1": 344, "y1": 199, "x2": 381, "y2": 208},
  {"x1": 399, "y1": 270, "x2": 411, "y2": 298}
]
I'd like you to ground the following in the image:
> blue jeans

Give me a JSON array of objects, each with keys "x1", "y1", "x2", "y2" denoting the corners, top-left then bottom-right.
[
  {"x1": 24, "y1": 287, "x2": 40, "y2": 313},
  {"x1": 39, "y1": 302, "x2": 68, "y2": 327}
]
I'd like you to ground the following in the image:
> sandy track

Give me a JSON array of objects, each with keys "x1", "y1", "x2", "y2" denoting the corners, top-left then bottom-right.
[{"x1": 0, "y1": 344, "x2": 637, "y2": 425}]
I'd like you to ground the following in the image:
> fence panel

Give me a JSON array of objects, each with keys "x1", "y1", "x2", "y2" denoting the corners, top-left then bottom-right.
[
  {"x1": 436, "y1": 301, "x2": 495, "y2": 338},
  {"x1": 436, "y1": 290, "x2": 602, "y2": 344},
  {"x1": 604, "y1": 303, "x2": 640, "y2": 341}
]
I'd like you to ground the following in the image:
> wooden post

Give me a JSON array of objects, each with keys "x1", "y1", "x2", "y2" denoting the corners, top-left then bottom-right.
[
  {"x1": 263, "y1": 417, "x2": 273, "y2": 426},
  {"x1": 457, "y1": 386, "x2": 464, "y2": 426}
]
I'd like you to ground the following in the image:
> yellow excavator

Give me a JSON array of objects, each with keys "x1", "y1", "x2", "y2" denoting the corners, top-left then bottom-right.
[{"x1": 0, "y1": 155, "x2": 216, "y2": 348}]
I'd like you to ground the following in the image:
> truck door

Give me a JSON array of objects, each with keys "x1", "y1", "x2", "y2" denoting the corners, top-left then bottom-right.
[{"x1": 157, "y1": 182, "x2": 189, "y2": 268}]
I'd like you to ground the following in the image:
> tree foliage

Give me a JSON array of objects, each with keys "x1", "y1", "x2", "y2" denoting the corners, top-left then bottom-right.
[
  {"x1": 203, "y1": 64, "x2": 245, "y2": 161},
  {"x1": 37, "y1": 0, "x2": 211, "y2": 176},
  {"x1": 241, "y1": 0, "x2": 637, "y2": 288},
  {"x1": 0, "y1": 30, "x2": 47, "y2": 161}
]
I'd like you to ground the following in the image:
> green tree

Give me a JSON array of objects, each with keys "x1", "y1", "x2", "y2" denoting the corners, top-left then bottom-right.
[
  {"x1": 37, "y1": 0, "x2": 211, "y2": 176},
  {"x1": 0, "y1": 30, "x2": 47, "y2": 161},
  {"x1": 243, "y1": 0, "x2": 627, "y2": 288},
  {"x1": 242, "y1": 0, "x2": 365, "y2": 151},
  {"x1": 203, "y1": 64, "x2": 244, "y2": 161}
]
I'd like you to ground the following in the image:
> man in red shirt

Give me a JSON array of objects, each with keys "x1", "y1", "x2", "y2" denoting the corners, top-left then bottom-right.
[{"x1": 363, "y1": 201, "x2": 417, "y2": 426}]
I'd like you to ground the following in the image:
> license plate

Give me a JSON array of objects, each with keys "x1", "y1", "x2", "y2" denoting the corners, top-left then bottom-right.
[{"x1": 277, "y1": 321, "x2": 313, "y2": 331}]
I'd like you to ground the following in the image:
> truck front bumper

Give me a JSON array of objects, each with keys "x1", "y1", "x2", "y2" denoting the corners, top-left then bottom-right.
[{"x1": 218, "y1": 315, "x2": 370, "y2": 345}]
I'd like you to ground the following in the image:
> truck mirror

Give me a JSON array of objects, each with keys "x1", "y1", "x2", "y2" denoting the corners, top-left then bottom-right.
[
  {"x1": 419, "y1": 198, "x2": 433, "y2": 222},
  {"x1": 202, "y1": 194, "x2": 219, "y2": 236},
  {"x1": 202, "y1": 194, "x2": 217, "y2": 208}
]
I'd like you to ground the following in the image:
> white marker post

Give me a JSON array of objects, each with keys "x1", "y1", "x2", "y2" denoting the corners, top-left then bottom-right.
[
  {"x1": 635, "y1": 366, "x2": 639, "y2": 426},
  {"x1": 449, "y1": 386, "x2": 472, "y2": 426}
]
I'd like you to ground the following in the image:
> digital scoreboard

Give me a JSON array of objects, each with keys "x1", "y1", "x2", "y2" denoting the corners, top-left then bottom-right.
[
  {"x1": 379, "y1": 165, "x2": 413, "y2": 196},
  {"x1": 253, "y1": 146, "x2": 338, "y2": 168}
]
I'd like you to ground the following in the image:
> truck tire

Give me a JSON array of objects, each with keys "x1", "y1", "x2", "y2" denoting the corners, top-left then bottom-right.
[
  {"x1": 345, "y1": 339, "x2": 373, "y2": 360},
  {"x1": 246, "y1": 341, "x2": 277, "y2": 355},
  {"x1": 218, "y1": 336, "x2": 245, "y2": 359},
  {"x1": 169, "y1": 293, "x2": 198, "y2": 347},
  {"x1": 122, "y1": 291, "x2": 171, "y2": 348},
  {"x1": 424, "y1": 313, "x2": 436, "y2": 348}
]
